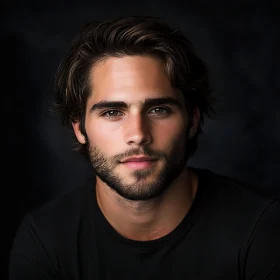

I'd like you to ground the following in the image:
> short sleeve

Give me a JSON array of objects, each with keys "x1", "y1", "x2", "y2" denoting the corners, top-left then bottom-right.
[{"x1": 9, "y1": 213, "x2": 59, "y2": 280}]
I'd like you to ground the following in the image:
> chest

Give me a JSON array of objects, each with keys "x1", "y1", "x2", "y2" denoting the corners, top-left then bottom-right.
[{"x1": 88, "y1": 230, "x2": 241, "y2": 280}]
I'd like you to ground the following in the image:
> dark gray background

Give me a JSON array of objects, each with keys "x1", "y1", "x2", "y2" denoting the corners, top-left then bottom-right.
[{"x1": 4, "y1": 0, "x2": 279, "y2": 274}]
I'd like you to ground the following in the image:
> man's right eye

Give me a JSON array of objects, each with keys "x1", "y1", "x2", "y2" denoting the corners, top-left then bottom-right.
[{"x1": 101, "y1": 110, "x2": 124, "y2": 119}]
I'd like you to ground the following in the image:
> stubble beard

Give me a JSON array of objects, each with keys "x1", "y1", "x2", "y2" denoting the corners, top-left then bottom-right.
[{"x1": 88, "y1": 140, "x2": 189, "y2": 201}]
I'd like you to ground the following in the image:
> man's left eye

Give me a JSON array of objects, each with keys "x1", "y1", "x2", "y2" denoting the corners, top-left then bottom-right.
[{"x1": 149, "y1": 107, "x2": 170, "y2": 114}]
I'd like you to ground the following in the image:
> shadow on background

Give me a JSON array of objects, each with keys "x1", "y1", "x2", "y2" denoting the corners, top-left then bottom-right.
[{"x1": 3, "y1": 32, "x2": 60, "y2": 278}]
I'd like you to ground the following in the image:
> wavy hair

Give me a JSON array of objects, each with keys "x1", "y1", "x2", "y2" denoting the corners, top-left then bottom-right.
[{"x1": 51, "y1": 16, "x2": 216, "y2": 160}]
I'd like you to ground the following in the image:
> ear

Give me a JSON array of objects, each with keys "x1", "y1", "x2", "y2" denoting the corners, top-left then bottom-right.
[
  {"x1": 72, "y1": 122, "x2": 86, "y2": 144},
  {"x1": 188, "y1": 107, "x2": 200, "y2": 139}
]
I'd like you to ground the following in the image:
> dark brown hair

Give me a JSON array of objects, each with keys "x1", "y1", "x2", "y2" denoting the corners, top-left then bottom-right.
[{"x1": 52, "y1": 16, "x2": 216, "y2": 160}]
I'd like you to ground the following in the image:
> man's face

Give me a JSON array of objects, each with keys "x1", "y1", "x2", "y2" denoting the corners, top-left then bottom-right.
[{"x1": 74, "y1": 55, "x2": 195, "y2": 201}]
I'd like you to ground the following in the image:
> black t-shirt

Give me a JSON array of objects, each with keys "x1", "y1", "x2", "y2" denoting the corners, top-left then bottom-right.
[{"x1": 9, "y1": 168, "x2": 280, "y2": 279}]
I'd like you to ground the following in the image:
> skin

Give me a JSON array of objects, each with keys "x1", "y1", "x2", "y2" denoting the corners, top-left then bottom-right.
[{"x1": 72, "y1": 55, "x2": 200, "y2": 241}]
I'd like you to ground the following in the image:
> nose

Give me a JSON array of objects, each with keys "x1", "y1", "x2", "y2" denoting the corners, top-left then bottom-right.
[{"x1": 123, "y1": 113, "x2": 152, "y2": 146}]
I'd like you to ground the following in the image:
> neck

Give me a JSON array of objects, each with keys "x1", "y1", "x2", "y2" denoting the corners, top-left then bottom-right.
[{"x1": 95, "y1": 167, "x2": 198, "y2": 241}]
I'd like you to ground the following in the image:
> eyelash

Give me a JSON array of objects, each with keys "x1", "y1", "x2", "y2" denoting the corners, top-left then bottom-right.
[{"x1": 101, "y1": 107, "x2": 171, "y2": 119}]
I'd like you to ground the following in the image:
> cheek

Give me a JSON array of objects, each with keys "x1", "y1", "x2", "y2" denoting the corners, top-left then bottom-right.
[
  {"x1": 85, "y1": 120, "x2": 122, "y2": 153},
  {"x1": 152, "y1": 118, "x2": 187, "y2": 148}
]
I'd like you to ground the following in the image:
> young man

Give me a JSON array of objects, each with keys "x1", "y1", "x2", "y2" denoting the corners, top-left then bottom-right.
[{"x1": 9, "y1": 16, "x2": 279, "y2": 279}]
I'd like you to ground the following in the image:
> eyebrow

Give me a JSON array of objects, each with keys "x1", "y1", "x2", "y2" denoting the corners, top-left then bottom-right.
[{"x1": 89, "y1": 97, "x2": 183, "y2": 112}]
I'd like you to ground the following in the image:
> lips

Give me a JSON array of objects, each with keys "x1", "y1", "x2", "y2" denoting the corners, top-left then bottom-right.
[{"x1": 120, "y1": 156, "x2": 157, "y2": 170}]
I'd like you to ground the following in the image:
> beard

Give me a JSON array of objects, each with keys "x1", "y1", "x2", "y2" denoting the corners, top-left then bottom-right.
[{"x1": 88, "y1": 139, "x2": 189, "y2": 201}]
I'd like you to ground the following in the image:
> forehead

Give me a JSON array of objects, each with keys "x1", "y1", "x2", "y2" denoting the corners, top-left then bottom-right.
[{"x1": 88, "y1": 55, "x2": 183, "y2": 104}]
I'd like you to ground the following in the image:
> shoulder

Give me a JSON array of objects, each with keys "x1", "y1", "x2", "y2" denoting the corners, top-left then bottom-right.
[
  {"x1": 192, "y1": 167, "x2": 279, "y2": 239},
  {"x1": 9, "y1": 177, "x2": 96, "y2": 277},
  {"x1": 10, "y1": 176, "x2": 97, "y2": 276},
  {"x1": 195, "y1": 167, "x2": 278, "y2": 211},
  {"x1": 17, "y1": 175, "x2": 96, "y2": 241}
]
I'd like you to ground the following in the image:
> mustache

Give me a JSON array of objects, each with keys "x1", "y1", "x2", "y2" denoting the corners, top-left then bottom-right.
[{"x1": 113, "y1": 147, "x2": 168, "y2": 162}]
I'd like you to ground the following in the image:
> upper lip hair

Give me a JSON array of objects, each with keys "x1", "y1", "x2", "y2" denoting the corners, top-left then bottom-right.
[{"x1": 121, "y1": 156, "x2": 155, "y2": 163}]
